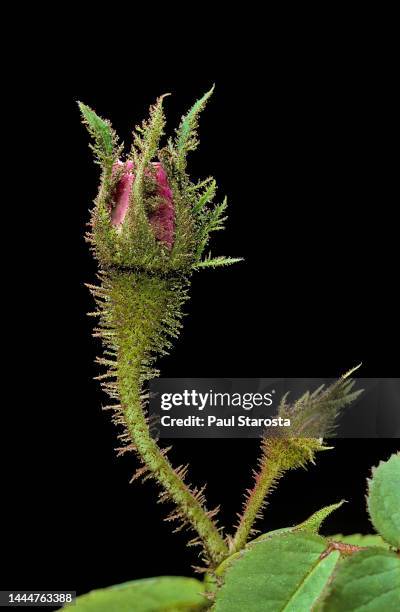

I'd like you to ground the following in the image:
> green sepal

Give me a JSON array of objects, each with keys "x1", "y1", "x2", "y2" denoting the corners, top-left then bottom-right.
[
  {"x1": 78, "y1": 102, "x2": 118, "y2": 168},
  {"x1": 193, "y1": 179, "x2": 217, "y2": 214},
  {"x1": 278, "y1": 365, "x2": 363, "y2": 437},
  {"x1": 175, "y1": 85, "x2": 215, "y2": 172},
  {"x1": 194, "y1": 255, "x2": 244, "y2": 269}
]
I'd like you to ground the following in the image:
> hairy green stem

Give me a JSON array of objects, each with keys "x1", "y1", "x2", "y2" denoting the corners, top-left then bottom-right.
[
  {"x1": 231, "y1": 438, "x2": 325, "y2": 553},
  {"x1": 231, "y1": 440, "x2": 282, "y2": 553},
  {"x1": 94, "y1": 270, "x2": 228, "y2": 566}
]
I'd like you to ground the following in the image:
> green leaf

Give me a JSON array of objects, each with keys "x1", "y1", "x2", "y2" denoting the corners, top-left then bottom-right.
[
  {"x1": 78, "y1": 102, "x2": 116, "y2": 167},
  {"x1": 295, "y1": 501, "x2": 346, "y2": 534},
  {"x1": 250, "y1": 501, "x2": 346, "y2": 546},
  {"x1": 367, "y1": 452, "x2": 400, "y2": 547},
  {"x1": 65, "y1": 576, "x2": 206, "y2": 611},
  {"x1": 213, "y1": 533, "x2": 340, "y2": 612},
  {"x1": 328, "y1": 533, "x2": 390, "y2": 548},
  {"x1": 175, "y1": 86, "x2": 215, "y2": 172},
  {"x1": 316, "y1": 549, "x2": 400, "y2": 611}
]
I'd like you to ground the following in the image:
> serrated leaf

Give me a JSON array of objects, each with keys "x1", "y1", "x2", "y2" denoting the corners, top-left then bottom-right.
[
  {"x1": 250, "y1": 502, "x2": 346, "y2": 547},
  {"x1": 296, "y1": 501, "x2": 346, "y2": 534},
  {"x1": 213, "y1": 533, "x2": 340, "y2": 612},
  {"x1": 328, "y1": 533, "x2": 390, "y2": 548},
  {"x1": 315, "y1": 549, "x2": 400, "y2": 611},
  {"x1": 65, "y1": 576, "x2": 206, "y2": 611},
  {"x1": 367, "y1": 452, "x2": 400, "y2": 547}
]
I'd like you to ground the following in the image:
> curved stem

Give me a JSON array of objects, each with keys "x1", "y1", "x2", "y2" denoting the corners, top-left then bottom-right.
[
  {"x1": 94, "y1": 270, "x2": 228, "y2": 566},
  {"x1": 119, "y1": 355, "x2": 228, "y2": 565}
]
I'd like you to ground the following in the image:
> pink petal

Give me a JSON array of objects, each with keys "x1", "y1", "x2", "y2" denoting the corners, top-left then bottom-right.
[
  {"x1": 149, "y1": 162, "x2": 175, "y2": 249},
  {"x1": 109, "y1": 160, "x2": 175, "y2": 249},
  {"x1": 111, "y1": 161, "x2": 135, "y2": 226}
]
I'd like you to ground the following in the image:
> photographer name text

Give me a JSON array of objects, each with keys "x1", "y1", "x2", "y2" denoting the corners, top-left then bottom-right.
[{"x1": 160, "y1": 415, "x2": 290, "y2": 428}]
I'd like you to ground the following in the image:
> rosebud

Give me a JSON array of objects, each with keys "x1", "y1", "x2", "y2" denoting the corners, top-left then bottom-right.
[{"x1": 79, "y1": 90, "x2": 242, "y2": 273}]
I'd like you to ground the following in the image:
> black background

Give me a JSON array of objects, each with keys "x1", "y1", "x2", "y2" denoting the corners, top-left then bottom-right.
[{"x1": 2, "y1": 29, "x2": 399, "y2": 605}]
